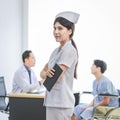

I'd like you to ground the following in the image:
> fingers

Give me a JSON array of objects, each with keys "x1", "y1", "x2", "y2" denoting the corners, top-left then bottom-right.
[{"x1": 46, "y1": 69, "x2": 55, "y2": 78}]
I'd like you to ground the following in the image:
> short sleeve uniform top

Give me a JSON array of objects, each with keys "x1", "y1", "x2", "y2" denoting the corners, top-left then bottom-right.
[{"x1": 44, "y1": 41, "x2": 78, "y2": 108}]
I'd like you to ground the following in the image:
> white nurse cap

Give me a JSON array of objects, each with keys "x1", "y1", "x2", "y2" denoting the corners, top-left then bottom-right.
[{"x1": 55, "y1": 11, "x2": 80, "y2": 24}]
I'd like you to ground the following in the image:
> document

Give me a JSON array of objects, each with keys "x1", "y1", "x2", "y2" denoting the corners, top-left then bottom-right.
[{"x1": 43, "y1": 64, "x2": 63, "y2": 91}]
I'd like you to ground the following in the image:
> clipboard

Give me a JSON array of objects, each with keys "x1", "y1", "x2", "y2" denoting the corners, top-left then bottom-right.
[{"x1": 43, "y1": 64, "x2": 63, "y2": 91}]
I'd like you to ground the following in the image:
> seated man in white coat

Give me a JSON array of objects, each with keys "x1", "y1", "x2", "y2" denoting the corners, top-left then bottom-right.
[{"x1": 12, "y1": 50, "x2": 44, "y2": 93}]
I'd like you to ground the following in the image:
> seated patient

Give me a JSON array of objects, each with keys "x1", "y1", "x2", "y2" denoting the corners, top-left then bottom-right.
[
  {"x1": 12, "y1": 50, "x2": 44, "y2": 93},
  {"x1": 71, "y1": 59, "x2": 119, "y2": 120}
]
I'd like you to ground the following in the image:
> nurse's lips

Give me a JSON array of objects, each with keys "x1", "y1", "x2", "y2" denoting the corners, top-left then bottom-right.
[{"x1": 55, "y1": 36, "x2": 60, "y2": 39}]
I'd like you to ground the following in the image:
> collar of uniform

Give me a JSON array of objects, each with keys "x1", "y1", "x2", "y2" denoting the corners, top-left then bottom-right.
[
  {"x1": 60, "y1": 40, "x2": 71, "y2": 50},
  {"x1": 24, "y1": 64, "x2": 31, "y2": 72}
]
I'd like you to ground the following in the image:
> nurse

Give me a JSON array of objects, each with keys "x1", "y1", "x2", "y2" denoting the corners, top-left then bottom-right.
[{"x1": 40, "y1": 11, "x2": 80, "y2": 120}]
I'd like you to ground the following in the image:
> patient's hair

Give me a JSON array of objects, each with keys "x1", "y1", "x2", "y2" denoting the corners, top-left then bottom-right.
[
  {"x1": 94, "y1": 59, "x2": 107, "y2": 73},
  {"x1": 22, "y1": 50, "x2": 32, "y2": 63}
]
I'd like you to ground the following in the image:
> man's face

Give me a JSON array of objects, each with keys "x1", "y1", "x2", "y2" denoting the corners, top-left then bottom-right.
[
  {"x1": 26, "y1": 52, "x2": 36, "y2": 67},
  {"x1": 91, "y1": 64, "x2": 98, "y2": 75}
]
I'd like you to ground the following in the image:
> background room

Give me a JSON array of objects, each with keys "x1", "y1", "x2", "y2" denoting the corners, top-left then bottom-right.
[
  {"x1": 0, "y1": 0, "x2": 120, "y2": 119},
  {"x1": 28, "y1": 0, "x2": 120, "y2": 92}
]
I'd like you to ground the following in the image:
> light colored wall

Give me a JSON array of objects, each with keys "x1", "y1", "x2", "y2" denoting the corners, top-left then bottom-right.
[
  {"x1": 28, "y1": 0, "x2": 120, "y2": 91},
  {"x1": 0, "y1": 1, "x2": 28, "y2": 119},
  {"x1": 0, "y1": 0, "x2": 28, "y2": 93}
]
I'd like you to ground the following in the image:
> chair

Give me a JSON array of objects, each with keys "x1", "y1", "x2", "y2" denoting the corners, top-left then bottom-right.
[
  {"x1": 91, "y1": 90, "x2": 120, "y2": 120},
  {"x1": 74, "y1": 91, "x2": 93, "y2": 106},
  {"x1": 74, "y1": 92, "x2": 80, "y2": 106},
  {"x1": 78, "y1": 91, "x2": 120, "y2": 120},
  {"x1": 0, "y1": 76, "x2": 9, "y2": 114}
]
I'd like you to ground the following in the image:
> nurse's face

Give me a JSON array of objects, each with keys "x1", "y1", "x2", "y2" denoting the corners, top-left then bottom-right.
[{"x1": 53, "y1": 22, "x2": 72, "y2": 45}]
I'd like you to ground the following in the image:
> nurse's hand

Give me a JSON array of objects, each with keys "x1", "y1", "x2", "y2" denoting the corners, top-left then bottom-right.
[
  {"x1": 46, "y1": 69, "x2": 55, "y2": 78},
  {"x1": 40, "y1": 79, "x2": 45, "y2": 84}
]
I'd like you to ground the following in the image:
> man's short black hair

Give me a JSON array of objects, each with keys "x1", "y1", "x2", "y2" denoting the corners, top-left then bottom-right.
[
  {"x1": 94, "y1": 59, "x2": 107, "y2": 73},
  {"x1": 22, "y1": 50, "x2": 32, "y2": 63}
]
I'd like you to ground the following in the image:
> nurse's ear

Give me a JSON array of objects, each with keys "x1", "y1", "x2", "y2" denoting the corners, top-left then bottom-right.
[{"x1": 68, "y1": 29, "x2": 72, "y2": 36}]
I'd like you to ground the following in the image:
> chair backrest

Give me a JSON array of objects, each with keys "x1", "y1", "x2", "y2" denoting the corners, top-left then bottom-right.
[
  {"x1": 0, "y1": 76, "x2": 7, "y2": 110},
  {"x1": 74, "y1": 92, "x2": 80, "y2": 106},
  {"x1": 117, "y1": 89, "x2": 120, "y2": 107}
]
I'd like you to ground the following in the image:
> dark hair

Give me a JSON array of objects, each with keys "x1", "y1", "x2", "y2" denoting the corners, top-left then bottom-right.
[
  {"x1": 54, "y1": 17, "x2": 78, "y2": 78},
  {"x1": 22, "y1": 50, "x2": 32, "y2": 63},
  {"x1": 94, "y1": 59, "x2": 107, "y2": 73}
]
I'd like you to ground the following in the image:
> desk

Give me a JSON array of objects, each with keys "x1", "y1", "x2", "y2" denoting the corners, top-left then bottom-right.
[
  {"x1": 8, "y1": 92, "x2": 80, "y2": 120},
  {"x1": 8, "y1": 93, "x2": 46, "y2": 120}
]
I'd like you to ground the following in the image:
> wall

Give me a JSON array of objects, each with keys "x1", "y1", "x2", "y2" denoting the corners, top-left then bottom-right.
[
  {"x1": 0, "y1": 0, "x2": 28, "y2": 93},
  {"x1": 28, "y1": 0, "x2": 120, "y2": 92}
]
